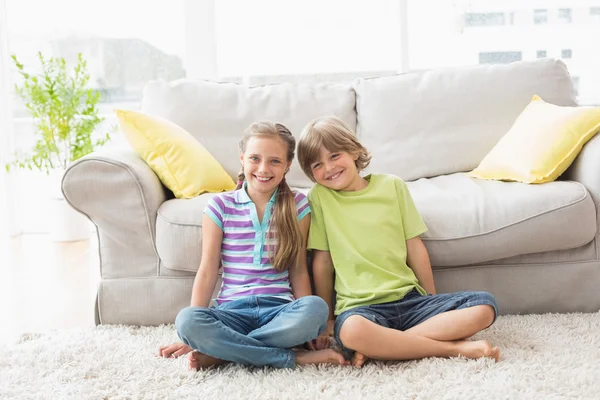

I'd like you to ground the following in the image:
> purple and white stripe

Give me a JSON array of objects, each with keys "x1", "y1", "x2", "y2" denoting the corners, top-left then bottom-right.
[{"x1": 204, "y1": 188, "x2": 310, "y2": 304}]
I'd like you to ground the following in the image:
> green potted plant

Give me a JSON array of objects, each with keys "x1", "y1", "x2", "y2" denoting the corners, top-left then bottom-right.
[{"x1": 6, "y1": 52, "x2": 111, "y2": 241}]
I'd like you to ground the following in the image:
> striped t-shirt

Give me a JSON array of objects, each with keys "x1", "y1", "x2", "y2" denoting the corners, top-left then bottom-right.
[{"x1": 204, "y1": 183, "x2": 311, "y2": 304}]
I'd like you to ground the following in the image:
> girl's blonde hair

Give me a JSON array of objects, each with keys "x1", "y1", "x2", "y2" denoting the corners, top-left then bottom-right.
[
  {"x1": 297, "y1": 116, "x2": 371, "y2": 182},
  {"x1": 237, "y1": 121, "x2": 302, "y2": 271}
]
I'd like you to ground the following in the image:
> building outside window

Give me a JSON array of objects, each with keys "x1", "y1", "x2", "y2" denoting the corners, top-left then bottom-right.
[
  {"x1": 534, "y1": 9, "x2": 548, "y2": 24},
  {"x1": 479, "y1": 51, "x2": 522, "y2": 64},
  {"x1": 590, "y1": 6, "x2": 600, "y2": 22},
  {"x1": 465, "y1": 12, "x2": 505, "y2": 27},
  {"x1": 558, "y1": 8, "x2": 572, "y2": 24}
]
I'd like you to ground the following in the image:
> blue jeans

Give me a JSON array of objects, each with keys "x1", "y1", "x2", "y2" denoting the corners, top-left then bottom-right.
[
  {"x1": 334, "y1": 290, "x2": 498, "y2": 359},
  {"x1": 175, "y1": 295, "x2": 328, "y2": 368}
]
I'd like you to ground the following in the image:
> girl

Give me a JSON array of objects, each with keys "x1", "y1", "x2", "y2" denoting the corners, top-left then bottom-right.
[{"x1": 159, "y1": 121, "x2": 346, "y2": 369}]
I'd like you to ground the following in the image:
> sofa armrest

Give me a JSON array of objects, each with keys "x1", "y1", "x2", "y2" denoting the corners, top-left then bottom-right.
[
  {"x1": 62, "y1": 148, "x2": 169, "y2": 278},
  {"x1": 563, "y1": 133, "x2": 600, "y2": 206}
]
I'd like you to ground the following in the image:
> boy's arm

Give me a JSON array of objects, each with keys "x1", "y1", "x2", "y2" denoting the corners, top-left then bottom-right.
[
  {"x1": 288, "y1": 215, "x2": 313, "y2": 298},
  {"x1": 406, "y1": 236, "x2": 437, "y2": 295},
  {"x1": 312, "y1": 249, "x2": 336, "y2": 335}
]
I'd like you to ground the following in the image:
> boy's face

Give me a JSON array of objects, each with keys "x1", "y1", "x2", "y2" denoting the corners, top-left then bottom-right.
[{"x1": 309, "y1": 146, "x2": 363, "y2": 191}]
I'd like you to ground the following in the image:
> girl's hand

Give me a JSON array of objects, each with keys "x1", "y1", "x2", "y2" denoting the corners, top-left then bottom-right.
[{"x1": 159, "y1": 342, "x2": 193, "y2": 358}]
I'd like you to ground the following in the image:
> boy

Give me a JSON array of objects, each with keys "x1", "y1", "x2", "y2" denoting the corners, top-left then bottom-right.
[{"x1": 297, "y1": 116, "x2": 500, "y2": 367}]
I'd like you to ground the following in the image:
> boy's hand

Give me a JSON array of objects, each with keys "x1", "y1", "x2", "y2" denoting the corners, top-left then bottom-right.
[
  {"x1": 306, "y1": 320, "x2": 336, "y2": 350},
  {"x1": 326, "y1": 319, "x2": 335, "y2": 336},
  {"x1": 306, "y1": 334, "x2": 331, "y2": 350},
  {"x1": 159, "y1": 342, "x2": 193, "y2": 358}
]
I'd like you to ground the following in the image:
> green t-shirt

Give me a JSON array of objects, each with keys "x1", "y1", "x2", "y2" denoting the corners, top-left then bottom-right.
[{"x1": 307, "y1": 173, "x2": 428, "y2": 315}]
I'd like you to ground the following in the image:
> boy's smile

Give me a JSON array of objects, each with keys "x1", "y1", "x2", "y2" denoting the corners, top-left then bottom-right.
[
  {"x1": 325, "y1": 170, "x2": 343, "y2": 181},
  {"x1": 311, "y1": 147, "x2": 367, "y2": 192}
]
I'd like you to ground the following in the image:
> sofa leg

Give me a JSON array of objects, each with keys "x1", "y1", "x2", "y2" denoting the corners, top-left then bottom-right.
[{"x1": 94, "y1": 293, "x2": 101, "y2": 326}]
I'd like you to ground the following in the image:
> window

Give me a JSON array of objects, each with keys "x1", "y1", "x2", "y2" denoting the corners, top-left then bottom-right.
[
  {"x1": 4, "y1": 0, "x2": 187, "y2": 233},
  {"x1": 465, "y1": 13, "x2": 505, "y2": 27},
  {"x1": 4, "y1": 0, "x2": 600, "y2": 235},
  {"x1": 479, "y1": 51, "x2": 522, "y2": 64},
  {"x1": 215, "y1": 0, "x2": 401, "y2": 83},
  {"x1": 7, "y1": 0, "x2": 186, "y2": 118},
  {"x1": 558, "y1": 8, "x2": 572, "y2": 24},
  {"x1": 406, "y1": 1, "x2": 599, "y2": 105},
  {"x1": 572, "y1": 76, "x2": 580, "y2": 96},
  {"x1": 534, "y1": 9, "x2": 548, "y2": 24}
]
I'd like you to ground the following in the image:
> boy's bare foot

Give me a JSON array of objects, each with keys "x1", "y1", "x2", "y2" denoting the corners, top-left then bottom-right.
[
  {"x1": 351, "y1": 352, "x2": 369, "y2": 368},
  {"x1": 454, "y1": 340, "x2": 500, "y2": 361},
  {"x1": 188, "y1": 350, "x2": 227, "y2": 370},
  {"x1": 295, "y1": 349, "x2": 349, "y2": 366}
]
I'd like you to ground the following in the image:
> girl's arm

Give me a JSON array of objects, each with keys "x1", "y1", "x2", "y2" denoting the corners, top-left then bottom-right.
[
  {"x1": 288, "y1": 214, "x2": 312, "y2": 298},
  {"x1": 159, "y1": 214, "x2": 223, "y2": 357},
  {"x1": 190, "y1": 214, "x2": 224, "y2": 307},
  {"x1": 406, "y1": 236, "x2": 436, "y2": 295},
  {"x1": 312, "y1": 249, "x2": 336, "y2": 334}
]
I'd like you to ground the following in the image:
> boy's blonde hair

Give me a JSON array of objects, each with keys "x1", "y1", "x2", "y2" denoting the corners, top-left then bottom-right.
[{"x1": 297, "y1": 116, "x2": 371, "y2": 182}]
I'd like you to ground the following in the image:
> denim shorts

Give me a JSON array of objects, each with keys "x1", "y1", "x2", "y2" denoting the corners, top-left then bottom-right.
[{"x1": 333, "y1": 289, "x2": 498, "y2": 358}]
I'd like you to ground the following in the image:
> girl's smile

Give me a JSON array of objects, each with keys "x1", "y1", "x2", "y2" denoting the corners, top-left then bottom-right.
[{"x1": 241, "y1": 136, "x2": 291, "y2": 203}]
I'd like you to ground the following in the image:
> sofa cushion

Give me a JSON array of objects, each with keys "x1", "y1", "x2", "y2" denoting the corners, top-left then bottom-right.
[
  {"x1": 115, "y1": 110, "x2": 236, "y2": 199},
  {"x1": 354, "y1": 59, "x2": 577, "y2": 181},
  {"x1": 408, "y1": 174, "x2": 597, "y2": 267},
  {"x1": 470, "y1": 95, "x2": 600, "y2": 184},
  {"x1": 156, "y1": 188, "x2": 310, "y2": 272},
  {"x1": 156, "y1": 175, "x2": 596, "y2": 272},
  {"x1": 141, "y1": 80, "x2": 356, "y2": 189},
  {"x1": 156, "y1": 194, "x2": 217, "y2": 272}
]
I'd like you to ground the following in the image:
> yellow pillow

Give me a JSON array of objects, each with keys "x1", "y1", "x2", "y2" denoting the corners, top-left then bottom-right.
[
  {"x1": 470, "y1": 95, "x2": 600, "y2": 184},
  {"x1": 115, "y1": 109, "x2": 235, "y2": 198}
]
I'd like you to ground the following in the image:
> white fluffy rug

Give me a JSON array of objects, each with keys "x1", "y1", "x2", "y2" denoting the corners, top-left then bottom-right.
[{"x1": 1, "y1": 313, "x2": 599, "y2": 399}]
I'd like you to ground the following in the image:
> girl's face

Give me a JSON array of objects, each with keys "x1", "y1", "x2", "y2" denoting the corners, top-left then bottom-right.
[
  {"x1": 240, "y1": 136, "x2": 292, "y2": 197},
  {"x1": 310, "y1": 146, "x2": 363, "y2": 192}
]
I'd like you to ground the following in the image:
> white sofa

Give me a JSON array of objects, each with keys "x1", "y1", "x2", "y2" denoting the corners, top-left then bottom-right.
[{"x1": 63, "y1": 59, "x2": 600, "y2": 325}]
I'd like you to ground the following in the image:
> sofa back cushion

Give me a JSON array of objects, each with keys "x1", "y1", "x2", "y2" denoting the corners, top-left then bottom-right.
[
  {"x1": 141, "y1": 80, "x2": 356, "y2": 189},
  {"x1": 353, "y1": 59, "x2": 577, "y2": 181},
  {"x1": 408, "y1": 173, "x2": 596, "y2": 267}
]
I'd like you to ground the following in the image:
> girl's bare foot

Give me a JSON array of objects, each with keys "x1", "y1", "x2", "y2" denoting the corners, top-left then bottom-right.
[
  {"x1": 188, "y1": 350, "x2": 227, "y2": 370},
  {"x1": 295, "y1": 349, "x2": 349, "y2": 366},
  {"x1": 454, "y1": 340, "x2": 500, "y2": 361},
  {"x1": 351, "y1": 352, "x2": 369, "y2": 368}
]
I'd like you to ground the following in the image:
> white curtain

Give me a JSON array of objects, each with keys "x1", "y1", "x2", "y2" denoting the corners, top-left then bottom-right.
[{"x1": 0, "y1": 0, "x2": 20, "y2": 237}]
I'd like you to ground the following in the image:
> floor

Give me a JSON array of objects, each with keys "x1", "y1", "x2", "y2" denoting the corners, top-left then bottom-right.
[{"x1": 0, "y1": 234, "x2": 99, "y2": 344}]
